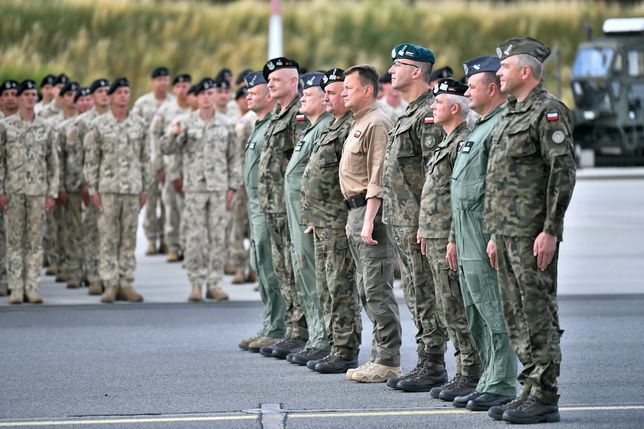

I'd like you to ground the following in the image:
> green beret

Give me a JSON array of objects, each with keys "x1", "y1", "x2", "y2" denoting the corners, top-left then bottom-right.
[
  {"x1": 496, "y1": 36, "x2": 551, "y2": 63},
  {"x1": 391, "y1": 43, "x2": 435, "y2": 64}
]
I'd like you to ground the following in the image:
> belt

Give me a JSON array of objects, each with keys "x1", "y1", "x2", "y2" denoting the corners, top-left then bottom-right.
[{"x1": 344, "y1": 195, "x2": 367, "y2": 210}]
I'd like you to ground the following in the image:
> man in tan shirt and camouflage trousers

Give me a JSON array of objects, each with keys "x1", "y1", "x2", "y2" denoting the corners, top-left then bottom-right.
[
  {"x1": 0, "y1": 79, "x2": 59, "y2": 304},
  {"x1": 84, "y1": 78, "x2": 150, "y2": 304}
]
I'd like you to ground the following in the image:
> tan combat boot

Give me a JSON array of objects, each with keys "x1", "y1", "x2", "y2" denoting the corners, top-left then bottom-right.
[
  {"x1": 188, "y1": 285, "x2": 202, "y2": 302},
  {"x1": 67, "y1": 277, "x2": 81, "y2": 289},
  {"x1": 88, "y1": 281, "x2": 103, "y2": 295},
  {"x1": 351, "y1": 362, "x2": 401, "y2": 383},
  {"x1": 224, "y1": 264, "x2": 235, "y2": 275},
  {"x1": 55, "y1": 271, "x2": 69, "y2": 283},
  {"x1": 239, "y1": 335, "x2": 260, "y2": 350},
  {"x1": 100, "y1": 284, "x2": 118, "y2": 303},
  {"x1": 9, "y1": 289, "x2": 24, "y2": 305},
  {"x1": 166, "y1": 250, "x2": 180, "y2": 263},
  {"x1": 246, "y1": 271, "x2": 257, "y2": 283},
  {"x1": 158, "y1": 242, "x2": 168, "y2": 255},
  {"x1": 144, "y1": 242, "x2": 157, "y2": 255},
  {"x1": 206, "y1": 287, "x2": 229, "y2": 301},
  {"x1": 45, "y1": 263, "x2": 58, "y2": 276},
  {"x1": 117, "y1": 286, "x2": 144, "y2": 302},
  {"x1": 25, "y1": 289, "x2": 44, "y2": 304},
  {"x1": 231, "y1": 270, "x2": 246, "y2": 284}
]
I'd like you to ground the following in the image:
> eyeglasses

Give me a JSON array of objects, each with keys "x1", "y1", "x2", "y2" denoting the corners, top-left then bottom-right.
[{"x1": 392, "y1": 60, "x2": 419, "y2": 69}]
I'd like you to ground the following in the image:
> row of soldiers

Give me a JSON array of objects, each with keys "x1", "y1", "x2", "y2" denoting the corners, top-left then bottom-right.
[{"x1": 236, "y1": 37, "x2": 575, "y2": 426}]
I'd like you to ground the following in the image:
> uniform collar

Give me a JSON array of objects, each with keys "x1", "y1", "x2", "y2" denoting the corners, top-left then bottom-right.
[
  {"x1": 273, "y1": 95, "x2": 301, "y2": 120},
  {"x1": 352, "y1": 100, "x2": 379, "y2": 121},
  {"x1": 401, "y1": 89, "x2": 432, "y2": 118},
  {"x1": 507, "y1": 82, "x2": 546, "y2": 113}
]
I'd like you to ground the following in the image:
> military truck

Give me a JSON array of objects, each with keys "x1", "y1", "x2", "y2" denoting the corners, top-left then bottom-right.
[{"x1": 570, "y1": 18, "x2": 644, "y2": 165}]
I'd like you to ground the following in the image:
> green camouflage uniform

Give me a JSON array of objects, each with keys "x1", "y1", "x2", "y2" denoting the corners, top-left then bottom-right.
[
  {"x1": 285, "y1": 111, "x2": 333, "y2": 351},
  {"x1": 382, "y1": 90, "x2": 448, "y2": 358},
  {"x1": 0, "y1": 114, "x2": 59, "y2": 293},
  {"x1": 418, "y1": 121, "x2": 481, "y2": 378},
  {"x1": 259, "y1": 97, "x2": 309, "y2": 339},
  {"x1": 43, "y1": 112, "x2": 66, "y2": 271},
  {"x1": 162, "y1": 111, "x2": 240, "y2": 290},
  {"x1": 484, "y1": 83, "x2": 576, "y2": 405},
  {"x1": 83, "y1": 111, "x2": 150, "y2": 290},
  {"x1": 300, "y1": 112, "x2": 361, "y2": 359},
  {"x1": 451, "y1": 104, "x2": 517, "y2": 396},
  {"x1": 244, "y1": 112, "x2": 285, "y2": 338}
]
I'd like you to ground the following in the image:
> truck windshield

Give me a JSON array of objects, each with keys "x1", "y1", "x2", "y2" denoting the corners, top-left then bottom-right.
[{"x1": 572, "y1": 47, "x2": 615, "y2": 77}]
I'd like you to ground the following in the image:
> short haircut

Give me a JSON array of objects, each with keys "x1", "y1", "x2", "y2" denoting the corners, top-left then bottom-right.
[
  {"x1": 344, "y1": 64, "x2": 379, "y2": 98},
  {"x1": 418, "y1": 62, "x2": 434, "y2": 83},
  {"x1": 445, "y1": 94, "x2": 470, "y2": 118},
  {"x1": 515, "y1": 54, "x2": 543, "y2": 80},
  {"x1": 479, "y1": 71, "x2": 501, "y2": 88}
]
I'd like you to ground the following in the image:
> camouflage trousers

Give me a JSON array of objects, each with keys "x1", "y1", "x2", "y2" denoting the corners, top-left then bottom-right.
[
  {"x1": 248, "y1": 192, "x2": 285, "y2": 338},
  {"x1": 44, "y1": 204, "x2": 65, "y2": 268},
  {"x1": 63, "y1": 193, "x2": 84, "y2": 280},
  {"x1": 5, "y1": 195, "x2": 46, "y2": 291},
  {"x1": 495, "y1": 235, "x2": 562, "y2": 405},
  {"x1": 82, "y1": 203, "x2": 101, "y2": 283},
  {"x1": 0, "y1": 212, "x2": 6, "y2": 289},
  {"x1": 313, "y1": 226, "x2": 361, "y2": 359},
  {"x1": 265, "y1": 212, "x2": 308, "y2": 340},
  {"x1": 227, "y1": 187, "x2": 250, "y2": 271},
  {"x1": 161, "y1": 178, "x2": 184, "y2": 253},
  {"x1": 347, "y1": 205, "x2": 401, "y2": 367},
  {"x1": 183, "y1": 192, "x2": 227, "y2": 289},
  {"x1": 391, "y1": 226, "x2": 448, "y2": 357},
  {"x1": 143, "y1": 179, "x2": 164, "y2": 246},
  {"x1": 425, "y1": 237, "x2": 481, "y2": 377},
  {"x1": 98, "y1": 194, "x2": 140, "y2": 288}
]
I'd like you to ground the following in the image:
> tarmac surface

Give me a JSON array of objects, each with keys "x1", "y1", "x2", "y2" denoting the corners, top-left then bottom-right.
[{"x1": 1, "y1": 169, "x2": 643, "y2": 428}]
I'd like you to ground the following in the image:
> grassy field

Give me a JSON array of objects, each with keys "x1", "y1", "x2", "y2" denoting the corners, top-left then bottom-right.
[{"x1": 1, "y1": 0, "x2": 643, "y2": 103}]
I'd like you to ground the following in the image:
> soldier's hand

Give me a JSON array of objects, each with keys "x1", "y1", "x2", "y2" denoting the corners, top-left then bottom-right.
[
  {"x1": 80, "y1": 185, "x2": 90, "y2": 206},
  {"x1": 304, "y1": 226, "x2": 315, "y2": 234},
  {"x1": 157, "y1": 169, "x2": 166, "y2": 184},
  {"x1": 225, "y1": 189, "x2": 235, "y2": 211},
  {"x1": 486, "y1": 239, "x2": 497, "y2": 270},
  {"x1": 0, "y1": 194, "x2": 9, "y2": 212},
  {"x1": 172, "y1": 178, "x2": 183, "y2": 194},
  {"x1": 534, "y1": 232, "x2": 557, "y2": 271},
  {"x1": 446, "y1": 242, "x2": 457, "y2": 272},
  {"x1": 91, "y1": 193, "x2": 102, "y2": 212},
  {"x1": 172, "y1": 121, "x2": 182, "y2": 136},
  {"x1": 417, "y1": 235, "x2": 426, "y2": 256},
  {"x1": 58, "y1": 190, "x2": 68, "y2": 206},
  {"x1": 45, "y1": 197, "x2": 56, "y2": 214},
  {"x1": 140, "y1": 193, "x2": 147, "y2": 209},
  {"x1": 361, "y1": 221, "x2": 377, "y2": 246}
]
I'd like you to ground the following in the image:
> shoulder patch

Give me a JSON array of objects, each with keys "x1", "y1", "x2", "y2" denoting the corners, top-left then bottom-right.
[
  {"x1": 354, "y1": 130, "x2": 362, "y2": 138},
  {"x1": 424, "y1": 116, "x2": 434, "y2": 124},
  {"x1": 551, "y1": 130, "x2": 566, "y2": 144},
  {"x1": 546, "y1": 112, "x2": 559, "y2": 121},
  {"x1": 295, "y1": 113, "x2": 306, "y2": 121}
]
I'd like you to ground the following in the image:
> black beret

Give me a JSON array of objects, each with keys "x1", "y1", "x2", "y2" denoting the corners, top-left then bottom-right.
[
  {"x1": 496, "y1": 36, "x2": 551, "y2": 63},
  {"x1": 107, "y1": 77, "x2": 129, "y2": 95},
  {"x1": 187, "y1": 84, "x2": 200, "y2": 96},
  {"x1": 172, "y1": 74, "x2": 192, "y2": 86},
  {"x1": 213, "y1": 78, "x2": 231, "y2": 90},
  {"x1": 60, "y1": 81, "x2": 80, "y2": 97},
  {"x1": 321, "y1": 68, "x2": 345, "y2": 90},
  {"x1": 90, "y1": 78, "x2": 110, "y2": 94},
  {"x1": 433, "y1": 78, "x2": 468, "y2": 97},
  {"x1": 74, "y1": 87, "x2": 91, "y2": 103},
  {"x1": 300, "y1": 72, "x2": 324, "y2": 90},
  {"x1": 1, "y1": 80, "x2": 18, "y2": 95},
  {"x1": 40, "y1": 74, "x2": 56, "y2": 87},
  {"x1": 235, "y1": 69, "x2": 253, "y2": 85},
  {"x1": 262, "y1": 57, "x2": 299, "y2": 80},
  {"x1": 379, "y1": 72, "x2": 392, "y2": 84},
  {"x1": 151, "y1": 67, "x2": 170, "y2": 78},
  {"x1": 55, "y1": 73, "x2": 70, "y2": 86},
  {"x1": 215, "y1": 68, "x2": 232, "y2": 82},
  {"x1": 463, "y1": 56, "x2": 501, "y2": 78},
  {"x1": 235, "y1": 87, "x2": 248, "y2": 100},
  {"x1": 243, "y1": 71, "x2": 267, "y2": 89},
  {"x1": 195, "y1": 78, "x2": 215, "y2": 95},
  {"x1": 429, "y1": 66, "x2": 454, "y2": 82},
  {"x1": 17, "y1": 79, "x2": 37, "y2": 95}
]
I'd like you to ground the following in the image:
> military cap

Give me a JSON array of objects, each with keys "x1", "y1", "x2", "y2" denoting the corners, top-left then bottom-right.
[
  {"x1": 300, "y1": 72, "x2": 324, "y2": 90},
  {"x1": 89, "y1": 78, "x2": 110, "y2": 94},
  {"x1": 262, "y1": 57, "x2": 300, "y2": 80},
  {"x1": 496, "y1": 36, "x2": 551, "y2": 63},
  {"x1": 463, "y1": 56, "x2": 501, "y2": 78},
  {"x1": 107, "y1": 77, "x2": 129, "y2": 95},
  {"x1": 215, "y1": 68, "x2": 232, "y2": 82},
  {"x1": 429, "y1": 66, "x2": 453, "y2": 82},
  {"x1": 321, "y1": 68, "x2": 345, "y2": 89},
  {"x1": 40, "y1": 74, "x2": 56, "y2": 87},
  {"x1": 17, "y1": 79, "x2": 37, "y2": 95},
  {"x1": 151, "y1": 67, "x2": 170, "y2": 78},
  {"x1": 55, "y1": 74, "x2": 70, "y2": 86},
  {"x1": 195, "y1": 77, "x2": 215, "y2": 95},
  {"x1": 244, "y1": 71, "x2": 267, "y2": 89},
  {"x1": 213, "y1": 78, "x2": 231, "y2": 90},
  {"x1": 187, "y1": 84, "x2": 200, "y2": 96},
  {"x1": 1, "y1": 80, "x2": 18, "y2": 95},
  {"x1": 433, "y1": 78, "x2": 468, "y2": 97},
  {"x1": 235, "y1": 86, "x2": 248, "y2": 100},
  {"x1": 235, "y1": 68, "x2": 253, "y2": 85},
  {"x1": 379, "y1": 72, "x2": 392, "y2": 84},
  {"x1": 172, "y1": 73, "x2": 192, "y2": 86},
  {"x1": 391, "y1": 43, "x2": 435, "y2": 64},
  {"x1": 60, "y1": 81, "x2": 80, "y2": 97},
  {"x1": 74, "y1": 87, "x2": 91, "y2": 103}
]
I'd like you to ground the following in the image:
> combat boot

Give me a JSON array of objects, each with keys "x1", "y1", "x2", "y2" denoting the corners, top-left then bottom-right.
[
  {"x1": 55, "y1": 271, "x2": 69, "y2": 283},
  {"x1": 346, "y1": 360, "x2": 374, "y2": 379},
  {"x1": 291, "y1": 348, "x2": 329, "y2": 366},
  {"x1": 466, "y1": 392, "x2": 514, "y2": 411},
  {"x1": 188, "y1": 286, "x2": 202, "y2": 302},
  {"x1": 239, "y1": 335, "x2": 260, "y2": 350},
  {"x1": 231, "y1": 270, "x2": 246, "y2": 284},
  {"x1": 397, "y1": 354, "x2": 448, "y2": 392},
  {"x1": 100, "y1": 285, "x2": 118, "y2": 303},
  {"x1": 388, "y1": 355, "x2": 427, "y2": 389},
  {"x1": 166, "y1": 250, "x2": 180, "y2": 263},
  {"x1": 45, "y1": 263, "x2": 58, "y2": 276},
  {"x1": 67, "y1": 277, "x2": 82, "y2": 289},
  {"x1": 271, "y1": 337, "x2": 306, "y2": 359},
  {"x1": 314, "y1": 355, "x2": 359, "y2": 374},
  {"x1": 430, "y1": 373, "x2": 462, "y2": 398},
  {"x1": 438, "y1": 375, "x2": 479, "y2": 401},
  {"x1": 206, "y1": 287, "x2": 229, "y2": 301},
  {"x1": 117, "y1": 286, "x2": 144, "y2": 302},
  {"x1": 246, "y1": 271, "x2": 256, "y2": 283},
  {"x1": 145, "y1": 242, "x2": 157, "y2": 255},
  {"x1": 25, "y1": 289, "x2": 43, "y2": 304},
  {"x1": 351, "y1": 362, "x2": 401, "y2": 383},
  {"x1": 224, "y1": 264, "x2": 235, "y2": 275},
  {"x1": 502, "y1": 397, "x2": 560, "y2": 424},
  {"x1": 87, "y1": 281, "x2": 103, "y2": 295},
  {"x1": 9, "y1": 289, "x2": 24, "y2": 305},
  {"x1": 488, "y1": 397, "x2": 526, "y2": 420},
  {"x1": 250, "y1": 336, "x2": 280, "y2": 354},
  {"x1": 158, "y1": 242, "x2": 168, "y2": 255}
]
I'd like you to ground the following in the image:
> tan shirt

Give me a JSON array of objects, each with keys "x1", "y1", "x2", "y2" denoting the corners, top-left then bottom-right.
[{"x1": 339, "y1": 101, "x2": 392, "y2": 200}]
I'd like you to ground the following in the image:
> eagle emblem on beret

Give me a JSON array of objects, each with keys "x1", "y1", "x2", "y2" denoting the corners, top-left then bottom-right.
[{"x1": 267, "y1": 61, "x2": 275, "y2": 71}]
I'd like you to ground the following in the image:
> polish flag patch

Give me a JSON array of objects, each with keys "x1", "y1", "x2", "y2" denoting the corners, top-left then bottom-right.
[
  {"x1": 354, "y1": 130, "x2": 362, "y2": 138},
  {"x1": 546, "y1": 112, "x2": 559, "y2": 121},
  {"x1": 296, "y1": 114, "x2": 306, "y2": 121},
  {"x1": 424, "y1": 116, "x2": 434, "y2": 124}
]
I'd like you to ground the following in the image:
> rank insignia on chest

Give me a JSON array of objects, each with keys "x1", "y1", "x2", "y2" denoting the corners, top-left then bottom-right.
[
  {"x1": 294, "y1": 138, "x2": 304, "y2": 151},
  {"x1": 461, "y1": 140, "x2": 474, "y2": 153},
  {"x1": 248, "y1": 141, "x2": 256, "y2": 149},
  {"x1": 296, "y1": 114, "x2": 306, "y2": 121},
  {"x1": 546, "y1": 112, "x2": 559, "y2": 121},
  {"x1": 424, "y1": 116, "x2": 434, "y2": 124},
  {"x1": 354, "y1": 130, "x2": 362, "y2": 138}
]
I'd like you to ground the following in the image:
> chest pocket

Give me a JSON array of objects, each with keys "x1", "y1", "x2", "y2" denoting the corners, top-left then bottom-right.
[
  {"x1": 505, "y1": 122, "x2": 536, "y2": 159},
  {"x1": 391, "y1": 119, "x2": 417, "y2": 159},
  {"x1": 316, "y1": 139, "x2": 340, "y2": 166}
]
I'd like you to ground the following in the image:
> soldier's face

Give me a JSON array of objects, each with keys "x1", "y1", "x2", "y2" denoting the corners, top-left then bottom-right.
[
  {"x1": 173, "y1": 82, "x2": 191, "y2": 99},
  {"x1": 214, "y1": 87, "x2": 230, "y2": 108},
  {"x1": 75, "y1": 95, "x2": 94, "y2": 113},
  {"x1": 41, "y1": 84, "x2": 53, "y2": 99},
  {"x1": 497, "y1": 56, "x2": 521, "y2": 95},
  {"x1": 247, "y1": 84, "x2": 270, "y2": 112},
  {"x1": 465, "y1": 73, "x2": 490, "y2": 114},
  {"x1": 110, "y1": 86, "x2": 131, "y2": 108},
  {"x1": 188, "y1": 94, "x2": 198, "y2": 110},
  {"x1": 1, "y1": 89, "x2": 18, "y2": 111},
  {"x1": 19, "y1": 89, "x2": 38, "y2": 109},
  {"x1": 63, "y1": 91, "x2": 76, "y2": 109},
  {"x1": 198, "y1": 88, "x2": 216, "y2": 109},
  {"x1": 300, "y1": 87, "x2": 325, "y2": 116},
  {"x1": 152, "y1": 76, "x2": 170, "y2": 92},
  {"x1": 267, "y1": 69, "x2": 296, "y2": 100},
  {"x1": 92, "y1": 87, "x2": 110, "y2": 108},
  {"x1": 389, "y1": 60, "x2": 418, "y2": 91},
  {"x1": 342, "y1": 73, "x2": 369, "y2": 112},
  {"x1": 431, "y1": 94, "x2": 453, "y2": 125},
  {"x1": 51, "y1": 84, "x2": 63, "y2": 98},
  {"x1": 324, "y1": 82, "x2": 345, "y2": 115}
]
